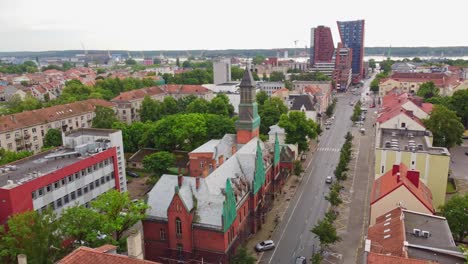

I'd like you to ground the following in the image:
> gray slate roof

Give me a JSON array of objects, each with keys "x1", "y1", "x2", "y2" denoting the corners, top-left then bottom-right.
[
  {"x1": 289, "y1": 94, "x2": 316, "y2": 111},
  {"x1": 147, "y1": 137, "x2": 269, "y2": 229}
]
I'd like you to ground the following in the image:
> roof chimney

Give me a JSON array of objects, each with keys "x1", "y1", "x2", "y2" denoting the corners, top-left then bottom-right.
[
  {"x1": 127, "y1": 230, "x2": 143, "y2": 259},
  {"x1": 392, "y1": 164, "x2": 400, "y2": 175},
  {"x1": 406, "y1": 170, "x2": 420, "y2": 188},
  {"x1": 17, "y1": 254, "x2": 27, "y2": 264},
  {"x1": 396, "y1": 172, "x2": 401, "y2": 182},
  {"x1": 178, "y1": 168, "x2": 183, "y2": 187},
  {"x1": 196, "y1": 177, "x2": 200, "y2": 190}
]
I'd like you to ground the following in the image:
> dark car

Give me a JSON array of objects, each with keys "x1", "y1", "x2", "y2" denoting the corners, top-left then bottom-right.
[
  {"x1": 126, "y1": 171, "x2": 139, "y2": 178},
  {"x1": 295, "y1": 256, "x2": 307, "y2": 264},
  {"x1": 465, "y1": 151, "x2": 468, "y2": 156}
]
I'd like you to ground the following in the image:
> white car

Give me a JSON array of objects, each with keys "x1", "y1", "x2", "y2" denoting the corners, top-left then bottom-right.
[
  {"x1": 255, "y1": 240, "x2": 275, "y2": 252},
  {"x1": 326, "y1": 176, "x2": 333, "y2": 184}
]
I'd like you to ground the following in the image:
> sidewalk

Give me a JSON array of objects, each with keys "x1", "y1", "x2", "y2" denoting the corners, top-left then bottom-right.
[{"x1": 245, "y1": 141, "x2": 318, "y2": 261}]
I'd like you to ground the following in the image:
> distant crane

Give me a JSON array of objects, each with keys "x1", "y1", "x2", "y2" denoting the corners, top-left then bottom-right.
[
  {"x1": 81, "y1": 42, "x2": 88, "y2": 55},
  {"x1": 293, "y1": 40, "x2": 308, "y2": 57},
  {"x1": 127, "y1": 51, "x2": 132, "y2": 59},
  {"x1": 107, "y1": 50, "x2": 112, "y2": 59},
  {"x1": 387, "y1": 45, "x2": 392, "y2": 59},
  {"x1": 185, "y1": 50, "x2": 192, "y2": 58}
]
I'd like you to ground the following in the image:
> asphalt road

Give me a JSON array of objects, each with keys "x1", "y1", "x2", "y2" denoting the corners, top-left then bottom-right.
[
  {"x1": 261, "y1": 74, "x2": 377, "y2": 264},
  {"x1": 261, "y1": 94, "x2": 359, "y2": 264}
]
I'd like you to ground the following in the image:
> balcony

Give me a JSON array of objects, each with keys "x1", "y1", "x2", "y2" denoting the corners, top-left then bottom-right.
[
  {"x1": 24, "y1": 134, "x2": 31, "y2": 140},
  {"x1": 15, "y1": 135, "x2": 22, "y2": 141}
]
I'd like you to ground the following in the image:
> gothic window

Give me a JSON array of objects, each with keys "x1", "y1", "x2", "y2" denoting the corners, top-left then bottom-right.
[
  {"x1": 160, "y1": 228, "x2": 166, "y2": 240},
  {"x1": 176, "y1": 218, "x2": 182, "y2": 238}
]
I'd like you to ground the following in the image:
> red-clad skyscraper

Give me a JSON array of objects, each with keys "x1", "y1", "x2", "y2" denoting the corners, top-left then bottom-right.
[{"x1": 310, "y1": 26, "x2": 335, "y2": 66}]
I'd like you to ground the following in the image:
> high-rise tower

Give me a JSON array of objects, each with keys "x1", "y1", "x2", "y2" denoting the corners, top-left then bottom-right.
[
  {"x1": 235, "y1": 67, "x2": 260, "y2": 144},
  {"x1": 337, "y1": 19, "x2": 365, "y2": 84},
  {"x1": 310, "y1": 26, "x2": 335, "y2": 66}
]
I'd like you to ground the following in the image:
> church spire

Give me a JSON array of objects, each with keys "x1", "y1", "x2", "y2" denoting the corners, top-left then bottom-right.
[{"x1": 235, "y1": 67, "x2": 260, "y2": 144}]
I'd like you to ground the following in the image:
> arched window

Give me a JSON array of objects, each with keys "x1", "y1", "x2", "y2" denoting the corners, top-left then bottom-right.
[{"x1": 176, "y1": 218, "x2": 182, "y2": 238}]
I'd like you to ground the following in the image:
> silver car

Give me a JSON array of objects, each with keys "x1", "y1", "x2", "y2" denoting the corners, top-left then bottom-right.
[{"x1": 255, "y1": 240, "x2": 275, "y2": 252}]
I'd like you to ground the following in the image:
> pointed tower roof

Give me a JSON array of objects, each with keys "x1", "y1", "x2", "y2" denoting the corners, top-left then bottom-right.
[{"x1": 240, "y1": 65, "x2": 256, "y2": 88}]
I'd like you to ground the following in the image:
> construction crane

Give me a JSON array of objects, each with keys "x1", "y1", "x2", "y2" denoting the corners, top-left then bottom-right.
[
  {"x1": 81, "y1": 42, "x2": 88, "y2": 55},
  {"x1": 107, "y1": 50, "x2": 112, "y2": 59},
  {"x1": 127, "y1": 51, "x2": 132, "y2": 59},
  {"x1": 185, "y1": 50, "x2": 192, "y2": 58},
  {"x1": 293, "y1": 40, "x2": 308, "y2": 57}
]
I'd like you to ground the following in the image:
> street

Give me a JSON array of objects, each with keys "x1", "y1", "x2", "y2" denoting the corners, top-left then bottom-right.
[{"x1": 261, "y1": 74, "x2": 377, "y2": 264}]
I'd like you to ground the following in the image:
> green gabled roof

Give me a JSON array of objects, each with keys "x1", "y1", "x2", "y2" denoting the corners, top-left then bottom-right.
[
  {"x1": 274, "y1": 133, "x2": 280, "y2": 166},
  {"x1": 253, "y1": 140, "x2": 266, "y2": 194},
  {"x1": 222, "y1": 179, "x2": 237, "y2": 232}
]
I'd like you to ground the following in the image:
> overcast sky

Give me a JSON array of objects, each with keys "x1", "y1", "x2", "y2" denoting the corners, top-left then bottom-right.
[{"x1": 0, "y1": 0, "x2": 466, "y2": 52}]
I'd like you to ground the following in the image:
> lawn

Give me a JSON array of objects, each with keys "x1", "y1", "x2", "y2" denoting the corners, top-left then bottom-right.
[{"x1": 446, "y1": 181, "x2": 456, "y2": 194}]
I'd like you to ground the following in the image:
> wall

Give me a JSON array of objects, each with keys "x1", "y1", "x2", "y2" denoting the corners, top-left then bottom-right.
[
  {"x1": 375, "y1": 148, "x2": 449, "y2": 210},
  {"x1": 188, "y1": 152, "x2": 213, "y2": 177},
  {"x1": 167, "y1": 194, "x2": 193, "y2": 253},
  {"x1": 370, "y1": 186, "x2": 432, "y2": 225},
  {"x1": 379, "y1": 114, "x2": 426, "y2": 132}
]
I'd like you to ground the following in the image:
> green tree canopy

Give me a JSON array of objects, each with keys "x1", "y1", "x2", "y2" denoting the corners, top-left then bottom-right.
[
  {"x1": 259, "y1": 97, "x2": 288, "y2": 135},
  {"x1": 230, "y1": 246, "x2": 256, "y2": 264},
  {"x1": 252, "y1": 55, "x2": 266, "y2": 65},
  {"x1": 91, "y1": 190, "x2": 148, "y2": 243},
  {"x1": 279, "y1": 111, "x2": 318, "y2": 152},
  {"x1": 369, "y1": 59, "x2": 376, "y2": 72},
  {"x1": 416, "y1": 82, "x2": 439, "y2": 99},
  {"x1": 187, "y1": 98, "x2": 209, "y2": 113},
  {"x1": 0, "y1": 209, "x2": 64, "y2": 264},
  {"x1": 43, "y1": 128, "x2": 63, "y2": 148},
  {"x1": 450, "y1": 89, "x2": 468, "y2": 127},
  {"x1": 140, "y1": 96, "x2": 164, "y2": 122},
  {"x1": 311, "y1": 218, "x2": 341, "y2": 249},
  {"x1": 125, "y1": 59, "x2": 137, "y2": 65},
  {"x1": 440, "y1": 193, "x2": 468, "y2": 241},
  {"x1": 256, "y1": 90, "x2": 269, "y2": 106},
  {"x1": 269, "y1": 71, "x2": 285, "y2": 82},
  {"x1": 423, "y1": 105, "x2": 464, "y2": 148},
  {"x1": 143, "y1": 151, "x2": 176, "y2": 177},
  {"x1": 0, "y1": 148, "x2": 33, "y2": 166},
  {"x1": 92, "y1": 106, "x2": 118, "y2": 129},
  {"x1": 231, "y1": 66, "x2": 244, "y2": 81}
]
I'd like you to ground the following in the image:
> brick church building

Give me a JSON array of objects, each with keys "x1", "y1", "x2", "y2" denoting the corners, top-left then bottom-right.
[{"x1": 142, "y1": 67, "x2": 294, "y2": 263}]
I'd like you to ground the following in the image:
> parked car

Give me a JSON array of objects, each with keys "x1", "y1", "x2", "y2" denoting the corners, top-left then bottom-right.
[
  {"x1": 326, "y1": 176, "x2": 333, "y2": 184},
  {"x1": 126, "y1": 171, "x2": 139, "y2": 178},
  {"x1": 295, "y1": 256, "x2": 307, "y2": 264},
  {"x1": 465, "y1": 151, "x2": 468, "y2": 156},
  {"x1": 255, "y1": 240, "x2": 275, "y2": 252}
]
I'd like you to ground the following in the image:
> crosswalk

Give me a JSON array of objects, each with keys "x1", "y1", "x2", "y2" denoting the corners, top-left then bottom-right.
[{"x1": 316, "y1": 147, "x2": 340, "y2": 153}]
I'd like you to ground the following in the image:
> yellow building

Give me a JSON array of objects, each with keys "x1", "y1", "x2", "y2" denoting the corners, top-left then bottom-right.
[{"x1": 374, "y1": 128, "x2": 450, "y2": 211}]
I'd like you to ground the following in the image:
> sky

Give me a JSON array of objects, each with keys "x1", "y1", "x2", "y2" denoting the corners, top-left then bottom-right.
[{"x1": 0, "y1": 0, "x2": 467, "y2": 52}]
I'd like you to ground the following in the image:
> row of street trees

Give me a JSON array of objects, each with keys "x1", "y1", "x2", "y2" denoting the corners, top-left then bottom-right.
[
  {"x1": 350, "y1": 101, "x2": 362, "y2": 122},
  {"x1": 310, "y1": 132, "x2": 353, "y2": 263},
  {"x1": 0, "y1": 190, "x2": 147, "y2": 263}
]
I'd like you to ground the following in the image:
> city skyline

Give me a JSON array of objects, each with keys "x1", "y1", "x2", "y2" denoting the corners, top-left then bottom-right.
[{"x1": 1, "y1": 0, "x2": 467, "y2": 51}]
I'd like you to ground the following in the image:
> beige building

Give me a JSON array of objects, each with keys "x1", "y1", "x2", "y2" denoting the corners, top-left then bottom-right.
[
  {"x1": 374, "y1": 128, "x2": 450, "y2": 210},
  {"x1": 111, "y1": 86, "x2": 165, "y2": 124},
  {"x1": 370, "y1": 163, "x2": 434, "y2": 225},
  {"x1": 0, "y1": 99, "x2": 115, "y2": 153},
  {"x1": 111, "y1": 85, "x2": 214, "y2": 124}
]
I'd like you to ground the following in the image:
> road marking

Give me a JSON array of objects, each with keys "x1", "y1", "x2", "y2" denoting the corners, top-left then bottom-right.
[{"x1": 267, "y1": 153, "x2": 315, "y2": 263}]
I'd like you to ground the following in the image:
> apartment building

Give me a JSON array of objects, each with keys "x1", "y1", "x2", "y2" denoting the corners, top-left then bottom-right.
[
  {"x1": 258, "y1": 82, "x2": 284, "y2": 96},
  {"x1": 111, "y1": 86, "x2": 165, "y2": 124},
  {"x1": 0, "y1": 128, "x2": 127, "y2": 224},
  {"x1": 111, "y1": 85, "x2": 214, "y2": 124},
  {"x1": 0, "y1": 99, "x2": 116, "y2": 153}
]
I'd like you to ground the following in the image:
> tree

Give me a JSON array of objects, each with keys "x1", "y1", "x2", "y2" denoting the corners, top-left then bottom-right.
[
  {"x1": 0, "y1": 148, "x2": 33, "y2": 166},
  {"x1": 187, "y1": 98, "x2": 209, "y2": 113},
  {"x1": 259, "y1": 97, "x2": 288, "y2": 135},
  {"x1": 208, "y1": 94, "x2": 234, "y2": 117},
  {"x1": 440, "y1": 193, "x2": 468, "y2": 242},
  {"x1": 369, "y1": 59, "x2": 376, "y2": 72},
  {"x1": 450, "y1": 89, "x2": 468, "y2": 127},
  {"x1": 351, "y1": 101, "x2": 362, "y2": 122},
  {"x1": 379, "y1": 59, "x2": 394, "y2": 74},
  {"x1": 143, "y1": 151, "x2": 176, "y2": 177},
  {"x1": 140, "y1": 96, "x2": 163, "y2": 122},
  {"x1": 91, "y1": 190, "x2": 148, "y2": 244},
  {"x1": 204, "y1": 114, "x2": 236, "y2": 139},
  {"x1": 293, "y1": 160, "x2": 303, "y2": 176},
  {"x1": 153, "y1": 58, "x2": 162, "y2": 65},
  {"x1": 60, "y1": 206, "x2": 111, "y2": 248},
  {"x1": 311, "y1": 218, "x2": 341, "y2": 249},
  {"x1": 43, "y1": 128, "x2": 62, "y2": 148},
  {"x1": 279, "y1": 111, "x2": 319, "y2": 152},
  {"x1": 416, "y1": 82, "x2": 439, "y2": 99},
  {"x1": 182, "y1": 60, "x2": 191, "y2": 69},
  {"x1": 230, "y1": 246, "x2": 256, "y2": 264},
  {"x1": 252, "y1": 55, "x2": 266, "y2": 65},
  {"x1": 92, "y1": 106, "x2": 118, "y2": 129},
  {"x1": 0, "y1": 209, "x2": 65, "y2": 264},
  {"x1": 256, "y1": 90, "x2": 269, "y2": 106},
  {"x1": 125, "y1": 59, "x2": 137, "y2": 65},
  {"x1": 370, "y1": 79, "x2": 379, "y2": 93},
  {"x1": 311, "y1": 253, "x2": 323, "y2": 264},
  {"x1": 423, "y1": 105, "x2": 464, "y2": 148},
  {"x1": 176, "y1": 57, "x2": 180, "y2": 67},
  {"x1": 326, "y1": 98, "x2": 337, "y2": 117},
  {"x1": 231, "y1": 66, "x2": 244, "y2": 81},
  {"x1": 162, "y1": 96, "x2": 179, "y2": 115},
  {"x1": 269, "y1": 71, "x2": 285, "y2": 82},
  {"x1": 325, "y1": 188, "x2": 343, "y2": 207}
]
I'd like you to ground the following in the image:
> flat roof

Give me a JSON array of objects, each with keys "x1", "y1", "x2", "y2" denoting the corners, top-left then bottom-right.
[
  {"x1": 379, "y1": 129, "x2": 449, "y2": 155},
  {"x1": 0, "y1": 148, "x2": 84, "y2": 189},
  {"x1": 65, "y1": 128, "x2": 118, "y2": 138}
]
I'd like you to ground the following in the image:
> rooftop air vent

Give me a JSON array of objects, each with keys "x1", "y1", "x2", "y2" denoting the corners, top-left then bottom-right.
[{"x1": 413, "y1": 228, "x2": 421, "y2": 236}]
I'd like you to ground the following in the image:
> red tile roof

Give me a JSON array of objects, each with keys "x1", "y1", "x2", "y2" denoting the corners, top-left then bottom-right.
[
  {"x1": 371, "y1": 163, "x2": 434, "y2": 213},
  {"x1": 376, "y1": 106, "x2": 425, "y2": 127},
  {"x1": 368, "y1": 252, "x2": 433, "y2": 264},
  {"x1": 163, "y1": 84, "x2": 211, "y2": 94},
  {"x1": 58, "y1": 245, "x2": 159, "y2": 264},
  {"x1": 272, "y1": 88, "x2": 289, "y2": 96},
  {"x1": 388, "y1": 72, "x2": 460, "y2": 88},
  {"x1": 0, "y1": 99, "x2": 115, "y2": 133},
  {"x1": 367, "y1": 207, "x2": 406, "y2": 256},
  {"x1": 111, "y1": 86, "x2": 165, "y2": 102}
]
